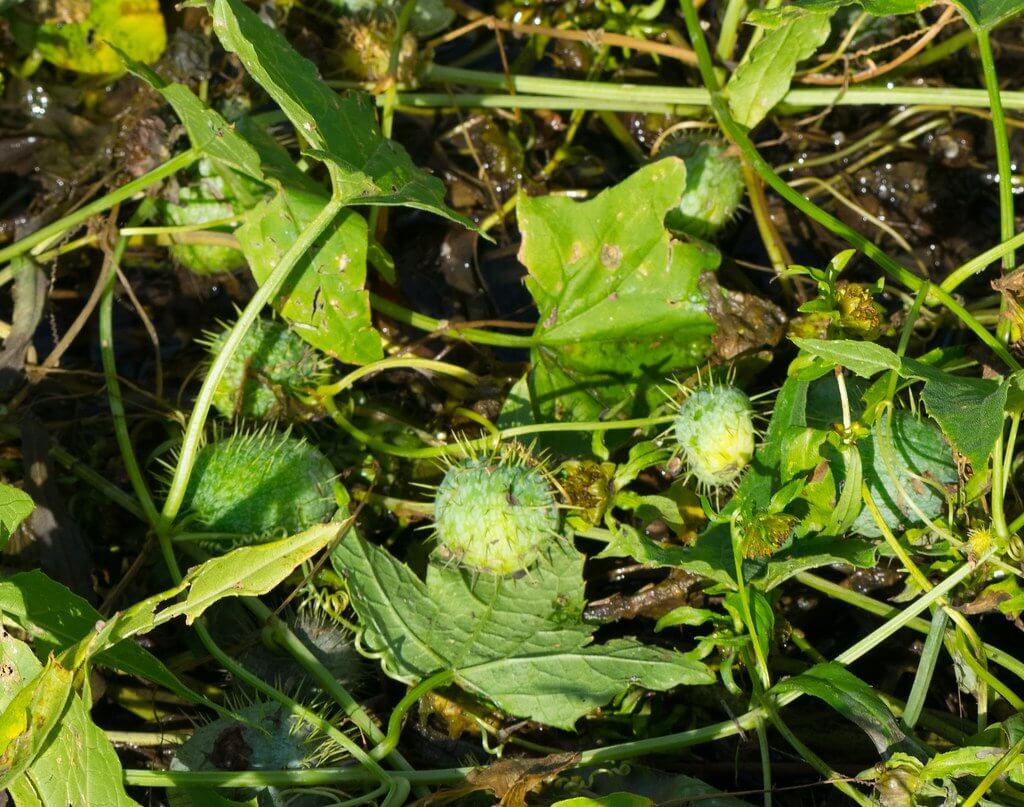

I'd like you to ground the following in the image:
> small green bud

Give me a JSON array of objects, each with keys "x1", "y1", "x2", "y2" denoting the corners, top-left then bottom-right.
[{"x1": 434, "y1": 452, "x2": 559, "y2": 575}]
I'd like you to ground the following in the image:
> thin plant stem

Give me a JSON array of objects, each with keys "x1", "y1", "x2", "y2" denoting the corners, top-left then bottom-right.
[
  {"x1": 941, "y1": 229, "x2": 1024, "y2": 293},
  {"x1": 0, "y1": 149, "x2": 198, "y2": 267},
  {"x1": 677, "y1": 0, "x2": 1021, "y2": 372},
  {"x1": 370, "y1": 293, "x2": 536, "y2": 348},
  {"x1": 794, "y1": 571, "x2": 1024, "y2": 683},
  {"x1": 762, "y1": 700, "x2": 873, "y2": 807},
  {"x1": 161, "y1": 196, "x2": 345, "y2": 522},
  {"x1": 975, "y1": 29, "x2": 1016, "y2": 278}
]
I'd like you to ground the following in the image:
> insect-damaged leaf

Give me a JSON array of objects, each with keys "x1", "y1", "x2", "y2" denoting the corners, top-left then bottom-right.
[
  {"x1": 237, "y1": 188, "x2": 382, "y2": 364},
  {"x1": 518, "y1": 160, "x2": 719, "y2": 451},
  {"x1": 332, "y1": 533, "x2": 712, "y2": 729}
]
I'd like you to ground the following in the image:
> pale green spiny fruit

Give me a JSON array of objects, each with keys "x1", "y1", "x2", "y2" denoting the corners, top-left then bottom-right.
[
  {"x1": 674, "y1": 384, "x2": 755, "y2": 488},
  {"x1": 433, "y1": 447, "x2": 559, "y2": 574}
]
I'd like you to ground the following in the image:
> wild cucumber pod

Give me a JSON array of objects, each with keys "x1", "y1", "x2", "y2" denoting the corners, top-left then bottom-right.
[
  {"x1": 180, "y1": 430, "x2": 337, "y2": 544},
  {"x1": 434, "y1": 450, "x2": 560, "y2": 575},
  {"x1": 674, "y1": 384, "x2": 755, "y2": 488},
  {"x1": 660, "y1": 136, "x2": 744, "y2": 240},
  {"x1": 204, "y1": 317, "x2": 325, "y2": 421}
]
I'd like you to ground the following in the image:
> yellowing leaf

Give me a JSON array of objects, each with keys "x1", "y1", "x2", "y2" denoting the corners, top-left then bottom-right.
[{"x1": 35, "y1": 0, "x2": 166, "y2": 75}]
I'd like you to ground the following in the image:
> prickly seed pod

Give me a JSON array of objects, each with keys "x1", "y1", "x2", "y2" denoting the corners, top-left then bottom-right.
[
  {"x1": 171, "y1": 700, "x2": 347, "y2": 806},
  {"x1": 202, "y1": 317, "x2": 325, "y2": 421},
  {"x1": 674, "y1": 384, "x2": 755, "y2": 489},
  {"x1": 851, "y1": 411, "x2": 957, "y2": 538},
  {"x1": 242, "y1": 611, "x2": 366, "y2": 695},
  {"x1": 660, "y1": 135, "x2": 744, "y2": 240},
  {"x1": 433, "y1": 447, "x2": 560, "y2": 575},
  {"x1": 180, "y1": 429, "x2": 337, "y2": 543}
]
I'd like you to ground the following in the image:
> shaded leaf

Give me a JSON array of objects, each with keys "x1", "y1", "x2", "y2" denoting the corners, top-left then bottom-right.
[
  {"x1": 0, "y1": 483, "x2": 32, "y2": 551},
  {"x1": 773, "y1": 662, "x2": 924, "y2": 758},
  {"x1": 727, "y1": 12, "x2": 832, "y2": 128},
  {"x1": 333, "y1": 534, "x2": 712, "y2": 729},
  {"x1": 900, "y1": 358, "x2": 1008, "y2": 468},
  {"x1": 236, "y1": 188, "x2": 381, "y2": 364}
]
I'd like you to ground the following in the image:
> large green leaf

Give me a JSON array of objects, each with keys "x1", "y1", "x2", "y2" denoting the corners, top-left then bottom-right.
[
  {"x1": 726, "y1": 11, "x2": 832, "y2": 128},
  {"x1": 0, "y1": 633, "x2": 139, "y2": 806},
  {"x1": 332, "y1": 534, "x2": 712, "y2": 729},
  {"x1": 519, "y1": 160, "x2": 719, "y2": 448},
  {"x1": 208, "y1": 0, "x2": 468, "y2": 222},
  {"x1": 0, "y1": 483, "x2": 32, "y2": 551},
  {"x1": 236, "y1": 188, "x2": 381, "y2": 364},
  {"x1": 0, "y1": 570, "x2": 216, "y2": 710}
]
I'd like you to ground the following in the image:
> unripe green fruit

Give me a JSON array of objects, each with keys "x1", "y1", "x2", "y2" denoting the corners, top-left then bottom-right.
[
  {"x1": 205, "y1": 318, "x2": 324, "y2": 421},
  {"x1": 851, "y1": 411, "x2": 957, "y2": 538},
  {"x1": 661, "y1": 136, "x2": 744, "y2": 240},
  {"x1": 674, "y1": 385, "x2": 755, "y2": 488},
  {"x1": 160, "y1": 185, "x2": 246, "y2": 275},
  {"x1": 434, "y1": 455, "x2": 559, "y2": 574},
  {"x1": 181, "y1": 431, "x2": 336, "y2": 541}
]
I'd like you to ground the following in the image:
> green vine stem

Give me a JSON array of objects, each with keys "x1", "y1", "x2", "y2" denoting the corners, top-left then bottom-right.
[
  {"x1": 370, "y1": 294, "x2": 537, "y2": 348},
  {"x1": 975, "y1": 29, "x2": 1016, "y2": 278},
  {"x1": 677, "y1": 0, "x2": 1022, "y2": 373},
  {"x1": 0, "y1": 149, "x2": 198, "y2": 267},
  {"x1": 941, "y1": 229, "x2": 1024, "y2": 293},
  {"x1": 371, "y1": 670, "x2": 456, "y2": 761},
  {"x1": 125, "y1": 551, "x2": 988, "y2": 791},
  {"x1": 421, "y1": 64, "x2": 1024, "y2": 111},
  {"x1": 161, "y1": 195, "x2": 345, "y2": 522}
]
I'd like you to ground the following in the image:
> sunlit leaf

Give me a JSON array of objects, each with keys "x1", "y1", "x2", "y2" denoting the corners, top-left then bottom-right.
[
  {"x1": 519, "y1": 160, "x2": 719, "y2": 450},
  {"x1": 34, "y1": 0, "x2": 165, "y2": 75},
  {"x1": 237, "y1": 188, "x2": 381, "y2": 364},
  {"x1": 0, "y1": 632, "x2": 139, "y2": 806},
  {"x1": 727, "y1": 11, "x2": 832, "y2": 128}
]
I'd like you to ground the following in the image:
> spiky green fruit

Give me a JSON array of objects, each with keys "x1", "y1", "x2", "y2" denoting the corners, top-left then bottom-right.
[
  {"x1": 851, "y1": 411, "x2": 957, "y2": 538},
  {"x1": 661, "y1": 136, "x2": 744, "y2": 240},
  {"x1": 171, "y1": 701, "x2": 336, "y2": 806},
  {"x1": 181, "y1": 431, "x2": 336, "y2": 540},
  {"x1": 674, "y1": 384, "x2": 755, "y2": 488},
  {"x1": 434, "y1": 454, "x2": 559, "y2": 574},
  {"x1": 205, "y1": 318, "x2": 323, "y2": 421}
]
